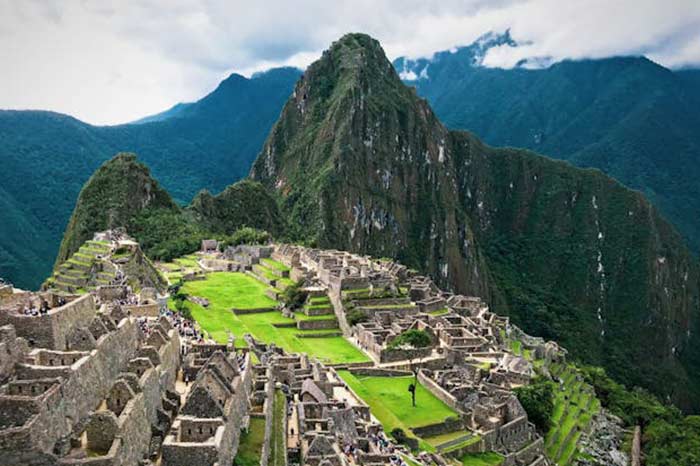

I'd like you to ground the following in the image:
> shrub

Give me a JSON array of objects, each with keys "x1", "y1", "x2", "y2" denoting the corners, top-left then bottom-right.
[
  {"x1": 282, "y1": 280, "x2": 307, "y2": 311},
  {"x1": 347, "y1": 309, "x2": 368, "y2": 326},
  {"x1": 514, "y1": 376, "x2": 554, "y2": 432}
]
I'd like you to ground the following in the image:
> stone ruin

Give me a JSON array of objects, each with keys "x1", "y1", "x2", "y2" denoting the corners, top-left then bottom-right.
[
  {"x1": 0, "y1": 293, "x2": 182, "y2": 466},
  {"x1": 267, "y1": 243, "x2": 559, "y2": 466}
]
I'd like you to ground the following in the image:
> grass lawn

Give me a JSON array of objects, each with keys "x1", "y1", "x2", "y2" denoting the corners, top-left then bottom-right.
[
  {"x1": 173, "y1": 272, "x2": 369, "y2": 363},
  {"x1": 424, "y1": 429, "x2": 471, "y2": 447},
  {"x1": 234, "y1": 417, "x2": 266, "y2": 466},
  {"x1": 185, "y1": 272, "x2": 276, "y2": 309},
  {"x1": 261, "y1": 258, "x2": 290, "y2": 272},
  {"x1": 337, "y1": 370, "x2": 457, "y2": 437},
  {"x1": 460, "y1": 452, "x2": 504, "y2": 466},
  {"x1": 308, "y1": 296, "x2": 331, "y2": 305}
]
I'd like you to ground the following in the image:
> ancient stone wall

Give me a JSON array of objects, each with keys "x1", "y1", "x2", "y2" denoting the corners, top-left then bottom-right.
[
  {"x1": 0, "y1": 294, "x2": 96, "y2": 349},
  {"x1": 418, "y1": 370, "x2": 462, "y2": 412},
  {"x1": 297, "y1": 319, "x2": 338, "y2": 330},
  {"x1": 0, "y1": 325, "x2": 27, "y2": 382}
]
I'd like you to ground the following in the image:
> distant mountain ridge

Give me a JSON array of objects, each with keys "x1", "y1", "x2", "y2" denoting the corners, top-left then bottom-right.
[
  {"x1": 394, "y1": 33, "x2": 700, "y2": 255},
  {"x1": 3, "y1": 30, "x2": 700, "y2": 297},
  {"x1": 0, "y1": 67, "x2": 300, "y2": 289}
]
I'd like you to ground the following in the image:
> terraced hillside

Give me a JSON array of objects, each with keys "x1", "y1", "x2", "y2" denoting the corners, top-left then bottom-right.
[
  {"x1": 46, "y1": 236, "x2": 166, "y2": 294},
  {"x1": 545, "y1": 364, "x2": 601, "y2": 465},
  {"x1": 45, "y1": 240, "x2": 113, "y2": 294}
]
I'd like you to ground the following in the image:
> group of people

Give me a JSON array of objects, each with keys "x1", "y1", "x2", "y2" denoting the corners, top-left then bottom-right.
[
  {"x1": 20, "y1": 295, "x2": 66, "y2": 316},
  {"x1": 160, "y1": 307, "x2": 203, "y2": 341},
  {"x1": 339, "y1": 431, "x2": 407, "y2": 465}
]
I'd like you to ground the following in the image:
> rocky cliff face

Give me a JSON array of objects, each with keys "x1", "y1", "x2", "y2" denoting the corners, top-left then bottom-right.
[{"x1": 251, "y1": 33, "x2": 700, "y2": 409}]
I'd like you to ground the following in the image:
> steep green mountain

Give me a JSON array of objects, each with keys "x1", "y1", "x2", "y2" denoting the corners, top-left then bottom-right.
[
  {"x1": 251, "y1": 33, "x2": 700, "y2": 410},
  {"x1": 56, "y1": 152, "x2": 182, "y2": 264},
  {"x1": 56, "y1": 153, "x2": 284, "y2": 271},
  {"x1": 394, "y1": 34, "x2": 700, "y2": 254},
  {"x1": 0, "y1": 67, "x2": 300, "y2": 289},
  {"x1": 189, "y1": 179, "x2": 286, "y2": 237}
]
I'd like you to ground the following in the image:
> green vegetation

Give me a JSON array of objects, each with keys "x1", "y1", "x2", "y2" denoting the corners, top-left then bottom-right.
[
  {"x1": 233, "y1": 417, "x2": 266, "y2": 466},
  {"x1": 261, "y1": 258, "x2": 290, "y2": 272},
  {"x1": 581, "y1": 365, "x2": 700, "y2": 466},
  {"x1": 459, "y1": 451, "x2": 504, "y2": 466},
  {"x1": 544, "y1": 364, "x2": 601, "y2": 465},
  {"x1": 514, "y1": 376, "x2": 555, "y2": 431},
  {"x1": 337, "y1": 370, "x2": 457, "y2": 447},
  {"x1": 389, "y1": 329, "x2": 432, "y2": 351},
  {"x1": 268, "y1": 390, "x2": 286, "y2": 466},
  {"x1": 398, "y1": 36, "x2": 700, "y2": 257},
  {"x1": 0, "y1": 68, "x2": 300, "y2": 290},
  {"x1": 281, "y1": 280, "x2": 307, "y2": 311},
  {"x1": 347, "y1": 309, "x2": 368, "y2": 326}
]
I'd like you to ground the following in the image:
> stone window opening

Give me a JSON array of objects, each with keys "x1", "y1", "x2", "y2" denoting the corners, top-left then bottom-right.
[
  {"x1": 209, "y1": 427, "x2": 214, "y2": 435},
  {"x1": 49, "y1": 359, "x2": 54, "y2": 366},
  {"x1": 17, "y1": 386, "x2": 22, "y2": 394}
]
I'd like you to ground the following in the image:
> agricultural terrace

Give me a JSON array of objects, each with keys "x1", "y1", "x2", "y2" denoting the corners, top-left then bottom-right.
[
  {"x1": 337, "y1": 370, "x2": 460, "y2": 450},
  {"x1": 545, "y1": 363, "x2": 601, "y2": 465},
  {"x1": 170, "y1": 271, "x2": 369, "y2": 364}
]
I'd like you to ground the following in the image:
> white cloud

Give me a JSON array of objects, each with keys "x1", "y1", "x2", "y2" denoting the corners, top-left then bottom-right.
[{"x1": 0, "y1": 0, "x2": 698, "y2": 124}]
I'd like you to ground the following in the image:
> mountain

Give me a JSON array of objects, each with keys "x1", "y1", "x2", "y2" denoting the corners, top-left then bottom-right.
[
  {"x1": 0, "y1": 67, "x2": 301, "y2": 289},
  {"x1": 56, "y1": 152, "x2": 180, "y2": 265},
  {"x1": 189, "y1": 179, "x2": 285, "y2": 237},
  {"x1": 251, "y1": 33, "x2": 700, "y2": 410},
  {"x1": 56, "y1": 153, "x2": 284, "y2": 272},
  {"x1": 394, "y1": 34, "x2": 700, "y2": 255}
]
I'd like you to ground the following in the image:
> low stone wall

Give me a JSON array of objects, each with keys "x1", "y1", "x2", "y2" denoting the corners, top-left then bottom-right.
[
  {"x1": 417, "y1": 370, "x2": 462, "y2": 413},
  {"x1": 232, "y1": 307, "x2": 277, "y2": 315},
  {"x1": 124, "y1": 303, "x2": 159, "y2": 317},
  {"x1": 259, "y1": 375, "x2": 275, "y2": 466},
  {"x1": 378, "y1": 347, "x2": 432, "y2": 363},
  {"x1": 296, "y1": 332, "x2": 343, "y2": 338},
  {"x1": 290, "y1": 268, "x2": 306, "y2": 282},
  {"x1": 349, "y1": 367, "x2": 412, "y2": 377},
  {"x1": 272, "y1": 322, "x2": 297, "y2": 329},
  {"x1": 297, "y1": 319, "x2": 338, "y2": 330},
  {"x1": 511, "y1": 436, "x2": 544, "y2": 465},
  {"x1": 304, "y1": 306, "x2": 333, "y2": 316}
]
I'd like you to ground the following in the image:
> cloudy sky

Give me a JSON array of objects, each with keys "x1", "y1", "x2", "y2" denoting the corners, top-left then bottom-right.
[{"x1": 2, "y1": 0, "x2": 699, "y2": 125}]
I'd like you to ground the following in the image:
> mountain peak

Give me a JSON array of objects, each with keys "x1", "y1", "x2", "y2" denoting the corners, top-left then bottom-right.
[{"x1": 55, "y1": 152, "x2": 177, "y2": 266}]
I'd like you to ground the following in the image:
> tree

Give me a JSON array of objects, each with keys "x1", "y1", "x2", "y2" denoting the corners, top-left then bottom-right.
[
  {"x1": 514, "y1": 377, "x2": 555, "y2": 432},
  {"x1": 389, "y1": 329, "x2": 432, "y2": 407},
  {"x1": 281, "y1": 280, "x2": 307, "y2": 311}
]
